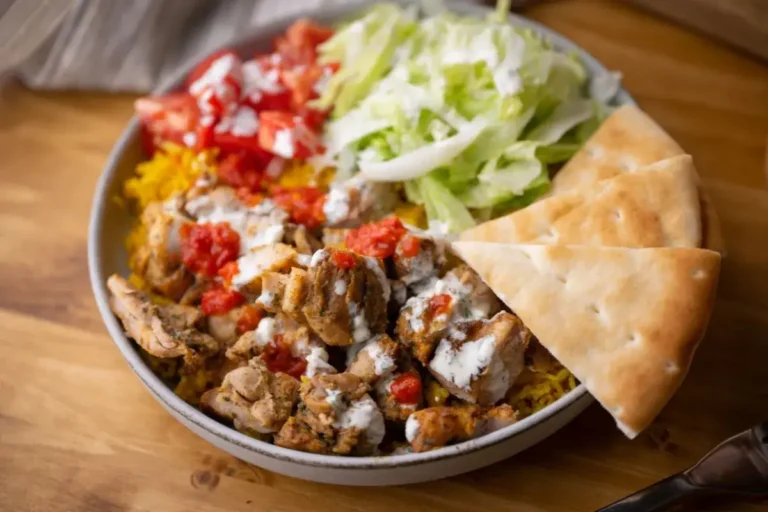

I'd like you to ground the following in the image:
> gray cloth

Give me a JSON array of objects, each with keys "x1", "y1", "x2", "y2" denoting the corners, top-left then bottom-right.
[{"x1": 0, "y1": 0, "x2": 529, "y2": 93}]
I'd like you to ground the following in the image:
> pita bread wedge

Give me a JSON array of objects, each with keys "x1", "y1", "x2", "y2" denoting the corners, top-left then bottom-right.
[
  {"x1": 452, "y1": 241, "x2": 721, "y2": 438},
  {"x1": 549, "y1": 104, "x2": 724, "y2": 254},
  {"x1": 461, "y1": 155, "x2": 701, "y2": 248}
]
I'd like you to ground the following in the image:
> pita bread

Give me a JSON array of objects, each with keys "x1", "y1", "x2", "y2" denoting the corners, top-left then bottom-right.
[
  {"x1": 461, "y1": 155, "x2": 701, "y2": 248},
  {"x1": 452, "y1": 241, "x2": 721, "y2": 438},
  {"x1": 549, "y1": 104, "x2": 724, "y2": 254}
]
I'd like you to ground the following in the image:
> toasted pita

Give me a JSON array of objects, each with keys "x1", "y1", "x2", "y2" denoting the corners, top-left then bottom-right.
[
  {"x1": 461, "y1": 155, "x2": 701, "y2": 248},
  {"x1": 452, "y1": 241, "x2": 721, "y2": 438},
  {"x1": 550, "y1": 105, "x2": 724, "y2": 254}
]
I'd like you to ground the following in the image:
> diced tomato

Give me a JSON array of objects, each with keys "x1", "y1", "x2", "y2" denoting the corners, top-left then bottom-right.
[
  {"x1": 295, "y1": 106, "x2": 329, "y2": 132},
  {"x1": 261, "y1": 336, "x2": 307, "y2": 378},
  {"x1": 390, "y1": 373, "x2": 422, "y2": 404},
  {"x1": 135, "y1": 92, "x2": 199, "y2": 155},
  {"x1": 271, "y1": 186, "x2": 326, "y2": 229},
  {"x1": 346, "y1": 217, "x2": 408, "y2": 259},
  {"x1": 180, "y1": 222, "x2": 241, "y2": 277},
  {"x1": 286, "y1": 19, "x2": 334, "y2": 50},
  {"x1": 331, "y1": 250, "x2": 357, "y2": 270},
  {"x1": 237, "y1": 305, "x2": 263, "y2": 334},
  {"x1": 216, "y1": 152, "x2": 264, "y2": 193},
  {"x1": 217, "y1": 261, "x2": 240, "y2": 286},
  {"x1": 398, "y1": 235, "x2": 421, "y2": 258},
  {"x1": 240, "y1": 56, "x2": 293, "y2": 112},
  {"x1": 428, "y1": 294, "x2": 453, "y2": 317},
  {"x1": 258, "y1": 111, "x2": 324, "y2": 159},
  {"x1": 187, "y1": 50, "x2": 243, "y2": 117},
  {"x1": 201, "y1": 285, "x2": 245, "y2": 316},
  {"x1": 185, "y1": 48, "x2": 237, "y2": 89}
]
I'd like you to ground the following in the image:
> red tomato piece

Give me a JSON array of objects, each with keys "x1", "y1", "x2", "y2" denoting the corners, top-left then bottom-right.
[
  {"x1": 398, "y1": 235, "x2": 421, "y2": 258},
  {"x1": 258, "y1": 111, "x2": 324, "y2": 159},
  {"x1": 134, "y1": 92, "x2": 199, "y2": 154},
  {"x1": 216, "y1": 151, "x2": 264, "y2": 193},
  {"x1": 345, "y1": 217, "x2": 408, "y2": 259},
  {"x1": 390, "y1": 373, "x2": 422, "y2": 404},
  {"x1": 331, "y1": 250, "x2": 357, "y2": 270},
  {"x1": 201, "y1": 286, "x2": 245, "y2": 316},
  {"x1": 261, "y1": 336, "x2": 307, "y2": 378},
  {"x1": 428, "y1": 294, "x2": 453, "y2": 317},
  {"x1": 187, "y1": 50, "x2": 243, "y2": 117},
  {"x1": 236, "y1": 305, "x2": 264, "y2": 334},
  {"x1": 180, "y1": 222, "x2": 241, "y2": 277},
  {"x1": 285, "y1": 19, "x2": 334, "y2": 50},
  {"x1": 271, "y1": 186, "x2": 326, "y2": 229},
  {"x1": 239, "y1": 56, "x2": 292, "y2": 111},
  {"x1": 217, "y1": 260, "x2": 240, "y2": 286},
  {"x1": 295, "y1": 105, "x2": 329, "y2": 132}
]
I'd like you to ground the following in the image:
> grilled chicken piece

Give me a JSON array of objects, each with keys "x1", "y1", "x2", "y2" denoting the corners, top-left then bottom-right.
[
  {"x1": 479, "y1": 404, "x2": 518, "y2": 435},
  {"x1": 207, "y1": 306, "x2": 246, "y2": 348},
  {"x1": 322, "y1": 177, "x2": 398, "y2": 229},
  {"x1": 302, "y1": 249, "x2": 389, "y2": 346},
  {"x1": 405, "y1": 405, "x2": 482, "y2": 453},
  {"x1": 322, "y1": 227, "x2": 350, "y2": 248},
  {"x1": 347, "y1": 334, "x2": 399, "y2": 384},
  {"x1": 201, "y1": 358, "x2": 299, "y2": 436},
  {"x1": 427, "y1": 312, "x2": 531, "y2": 405},
  {"x1": 396, "y1": 265, "x2": 501, "y2": 365},
  {"x1": 374, "y1": 369, "x2": 423, "y2": 423},
  {"x1": 232, "y1": 243, "x2": 297, "y2": 294},
  {"x1": 256, "y1": 272, "x2": 288, "y2": 314},
  {"x1": 281, "y1": 268, "x2": 310, "y2": 324},
  {"x1": 275, "y1": 373, "x2": 385, "y2": 455},
  {"x1": 134, "y1": 201, "x2": 193, "y2": 301},
  {"x1": 284, "y1": 224, "x2": 323, "y2": 255},
  {"x1": 107, "y1": 274, "x2": 218, "y2": 373},
  {"x1": 393, "y1": 233, "x2": 444, "y2": 286}
]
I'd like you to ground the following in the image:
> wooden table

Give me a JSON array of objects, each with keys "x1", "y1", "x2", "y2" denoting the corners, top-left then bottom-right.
[{"x1": 1, "y1": 1, "x2": 767, "y2": 511}]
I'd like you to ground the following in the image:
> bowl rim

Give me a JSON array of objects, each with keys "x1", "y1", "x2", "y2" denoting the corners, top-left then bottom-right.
[{"x1": 88, "y1": 0, "x2": 634, "y2": 469}]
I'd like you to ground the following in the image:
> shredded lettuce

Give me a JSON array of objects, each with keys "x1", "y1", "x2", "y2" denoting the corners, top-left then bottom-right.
[{"x1": 316, "y1": 1, "x2": 615, "y2": 231}]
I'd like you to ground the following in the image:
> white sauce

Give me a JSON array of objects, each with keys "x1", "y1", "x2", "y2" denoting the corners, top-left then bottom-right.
[
  {"x1": 310, "y1": 249, "x2": 329, "y2": 267},
  {"x1": 189, "y1": 54, "x2": 240, "y2": 112},
  {"x1": 405, "y1": 414, "x2": 420, "y2": 443},
  {"x1": 231, "y1": 251, "x2": 268, "y2": 288},
  {"x1": 333, "y1": 395, "x2": 386, "y2": 448},
  {"x1": 348, "y1": 302, "x2": 371, "y2": 344},
  {"x1": 305, "y1": 346, "x2": 336, "y2": 377},
  {"x1": 391, "y1": 280, "x2": 407, "y2": 305},
  {"x1": 295, "y1": 254, "x2": 312, "y2": 267},
  {"x1": 429, "y1": 334, "x2": 497, "y2": 391},
  {"x1": 362, "y1": 338, "x2": 396, "y2": 376},
  {"x1": 405, "y1": 296, "x2": 427, "y2": 333},
  {"x1": 216, "y1": 106, "x2": 260, "y2": 137},
  {"x1": 254, "y1": 317, "x2": 278, "y2": 347},
  {"x1": 399, "y1": 246, "x2": 435, "y2": 285},
  {"x1": 334, "y1": 279, "x2": 347, "y2": 296},
  {"x1": 182, "y1": 132, "x2": 197, "y2": 147},
  {"x1": 241, "y1": 59, "x2": 284, "y2": 94},
  {"x1": 322, "y1": 186, "x2": 351, "y2": 225},
  {"x1": 364, "y1": 257, "x2": 391, "y2": 303},
  {"x1": 256, "y1": 290, "x2": 275, "y2": 308},
  {"x1": 273, "y1": 129, "x2": 295, "y2": 158},
  {"x1": 248, "y1": 223, "x2": 284, "y2": 249}
]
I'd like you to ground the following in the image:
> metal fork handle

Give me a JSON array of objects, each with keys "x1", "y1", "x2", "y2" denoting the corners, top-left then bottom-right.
[{"x1": 596, "y1": 474, "x2": 705, "y2": 512}]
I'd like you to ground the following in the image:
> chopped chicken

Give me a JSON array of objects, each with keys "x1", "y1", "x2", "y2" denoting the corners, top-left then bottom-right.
[
  {"x1": 479, "y1": 404, "x2": 518, "y2": 435},
  {"x1": 525, "y1": 338, "x2": 561, "y2": 374},
  {"x1": 207, "y1": 306, "x2": 246, "y2": 348},
  {"x1": 427, "y1": 311, "x2": 531, "y2": 405},
  {"x1": 256, "y1": 272, "x2": 288, "y2": 314},
  {"x1": 275, "y1": 373, "x2": 385, "y2": 455},
  {"x1": 405, "y1": 405, "x2": 482, "y2": 453},
  {"x1": 322, "y1": 227, "x2": 351, "y2": 248},
  {"x1": 232, "y1": 243, "x2": 297, "y2": 294},
  {"x1": 322, "y1": 177, "x2": 398, "y2": 229},
  {"x1": 134, "y1": 202, "x2": 193, "y2": 301},
  {"x1": 393, "y1": 233, "x2": 444, "y2": 286},
  {"x1": 284, "y1": 224, "x2": 323, "y2": 255},
  {"x1": 374, "y1": 370, "x2": 423, "y2": 423},
  {"x1": 347, "y1": 334, "x2": 399, "y2": 384},
  {"x1": 396, "y1": 265, "x2": 501, "y2": 364},
  {"x1": 281, "y1": 268, "x2": 310, "y2": 324},
  {"x1": 201, "y1": 358, "x2": 299, "y2": 436},
  {"x1": 302, "y1": 249, "x2": 389, "y2": 346},
  {"x1": 107, "y1": 274, "x2": 219, "y2": 372}
]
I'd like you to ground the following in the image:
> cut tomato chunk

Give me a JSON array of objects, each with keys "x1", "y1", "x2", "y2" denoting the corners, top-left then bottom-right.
[
  {"x1": 187, "y1": 50, "x2": 243, "y2": 117},
  {"x1": 135, "y1": 92, "x2": 199, "y2": 154},
  {"x1": 201, "y1": 285, "x2": 245, "y2": 316},
  {"x1": 258, "y1": 111, "x2": 324, "y2": 159},
  {"x1": 272, "y1": 186, "x2": 326, "y2": 229},
  {"x1": 286, "y1": 19, "x2": 334, "y2": 50}
]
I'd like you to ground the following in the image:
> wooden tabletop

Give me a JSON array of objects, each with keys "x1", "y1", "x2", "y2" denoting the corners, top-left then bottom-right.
[{"x1": 1, "y1": 1, "x2": 767, "y2": 511}]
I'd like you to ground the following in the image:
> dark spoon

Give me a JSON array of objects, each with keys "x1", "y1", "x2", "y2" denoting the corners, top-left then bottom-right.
[{"x1": 597, "y1": 423, "x2": 768, "y2": 511}]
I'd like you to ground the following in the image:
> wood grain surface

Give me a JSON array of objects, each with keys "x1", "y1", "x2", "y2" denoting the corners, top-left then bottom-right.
[{"x1": 1, "y1": 1, "x2": 767, "y2": 511}]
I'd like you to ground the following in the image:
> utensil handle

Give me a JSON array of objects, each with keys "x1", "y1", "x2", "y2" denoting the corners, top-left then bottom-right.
[{"x1": 596, "y1": 474, "x2": 704, "y2": 512}]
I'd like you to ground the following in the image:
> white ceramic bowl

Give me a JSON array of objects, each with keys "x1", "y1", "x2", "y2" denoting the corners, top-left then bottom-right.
[{"x1": 88, "y1": 0, "x2": 633, "y2": 485}]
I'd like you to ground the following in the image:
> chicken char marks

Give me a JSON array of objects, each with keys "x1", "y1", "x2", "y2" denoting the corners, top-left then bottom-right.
[{"x1": 302, "y1": 249, "x2": 389, "y2": 346}]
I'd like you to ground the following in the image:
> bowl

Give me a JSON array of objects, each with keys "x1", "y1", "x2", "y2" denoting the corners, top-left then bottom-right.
[{"x1": 88, "y1": 0, "x2": 633, "y2": 485}]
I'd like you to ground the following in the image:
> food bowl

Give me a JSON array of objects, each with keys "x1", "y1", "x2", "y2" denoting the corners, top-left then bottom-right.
[{"x1": 88, "y1": 0, "x2": 633, "y2": 485}]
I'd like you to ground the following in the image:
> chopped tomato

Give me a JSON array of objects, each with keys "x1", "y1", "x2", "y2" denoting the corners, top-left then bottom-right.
[
  {"x1": 180, "y1": 222, "x2": 241, "y2": 277},
  {"x1": 237, "y1": 305, "x2": 263, "y2": 334},
  {"x1": 398, "y1": 235, "x2": 421, "y2": 258},
  {"x1": 201, "y1": 285, "x2": 245, "y2": 316},
  {"x1": 272, "y1": 186, "x2": 326, "y2": 229},
  {"x1": 135, "y1": 92, "x2": 199, "y2": 154},
  {"x1": 241, "y1": 56, "x2": 293, "y2": 112},
  {"x1": 185, "y1": 48, "x2": 238, "y2": 89},
  {"x1": 216, "y1": 152, "x2": 264, "y2": 193},
  {"x1": 390, "y1": 373, "x2": 422, "y2": 404},
  {"x1": 285, "y1": 19, "x2": 334, "y2": 51},
  {"x1": 258, "y1": 111, "x2": 324, "y2": 159},
  {"x1": 295, "y1": 105, "x2": 329, "y2": 132},
  {"x1": 346, "y1": 217, "x2": 408, "y2": 259},
  {"x1": 187, "y1": 50, "x2": 243, "y2": 117},
  {"x1": 428, "y1": 294, "x2": 453, "y2": 317},
  {"x1": 261, "y1": 336, "x2": 307, "y2": 378},
  {"x1": 218, "y1": 261, "x2": 240, "y2": 286},
  {"x1": 331, "y1": 250, "x2": 357, "y2": 270}
]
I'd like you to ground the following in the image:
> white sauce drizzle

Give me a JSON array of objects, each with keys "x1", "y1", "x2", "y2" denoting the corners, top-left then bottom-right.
[{"x1": 429, "y1": 334, "x2": 497, "y2": 391}]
